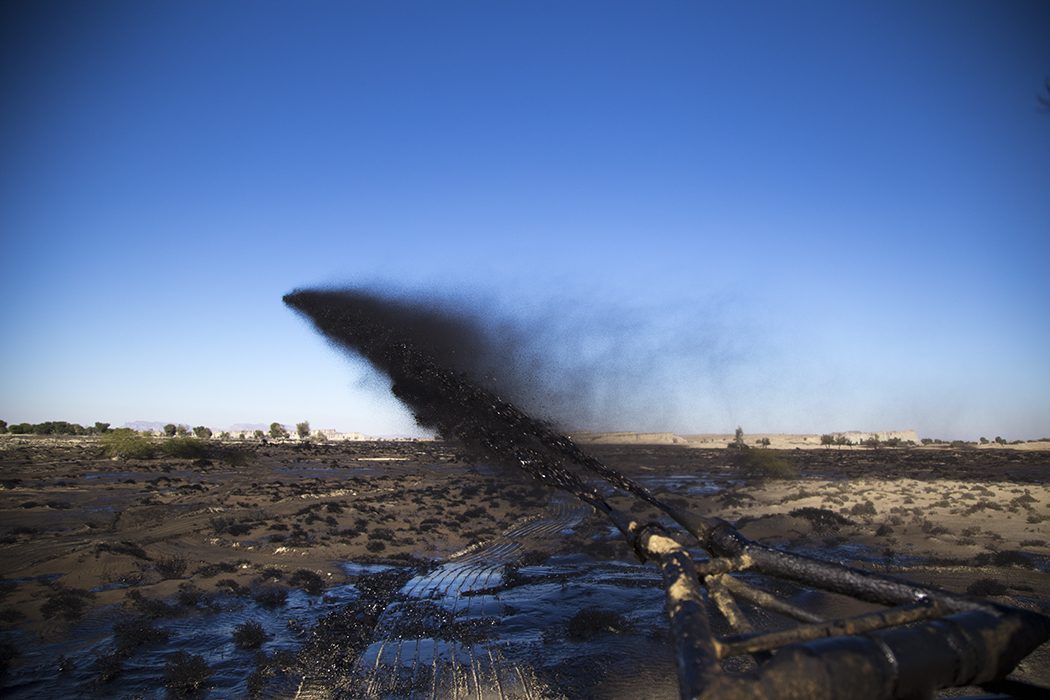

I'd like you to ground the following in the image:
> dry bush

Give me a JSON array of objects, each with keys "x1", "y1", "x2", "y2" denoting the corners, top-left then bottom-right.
[
  {"x1": 735, "y1": 448, "x2": 798, "y2": 479},
  {"x1": 232, "y1": 620, "x2": 268, "y2": 649},
  {"x1": 162, "y1": 651, "x2": 213, "y2": 698}
]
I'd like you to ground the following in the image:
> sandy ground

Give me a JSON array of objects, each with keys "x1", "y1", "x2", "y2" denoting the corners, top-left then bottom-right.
[{"x1": 1, "y1": 436, "x2": 1048, "y2": 695}]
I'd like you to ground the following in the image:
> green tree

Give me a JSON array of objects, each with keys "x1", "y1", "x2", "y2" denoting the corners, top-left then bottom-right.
[
  {"x1": 296, "y1": 421, "x2": 310, "y2": 439},
  {"x1": 864, "y1": 433, "x2": 881, "y2": 449},
  {"x1": 94, "y1": 422, "x2": 110, "y2": 435},
  {"x1": 0, "y1": 420, "x2": 6, "y2": 434},
  {"x1": 994, "y1": 436, "x2": 1006, "y2": 445},
  {"x1": 253, "y1": 430, "x2": 265, "y2": 440},
  {"x1": 835, "y1": 435, "x2": 852, "y2": 448},
  {"x1": 9, "y1": 423, "x2": 32, "y2": 434},
  {"x1": 733, "y1": 426, "x2": 745, "y2": 449},
  {"x1": 192, "y1": 426, "x2": 212, "y2": 440},
  {"x1": 176, "y1": 425, "x2": 190, "y2": 437},
  {"x1": 101, "y1": 428, "x2": 155, "y2": 461},
  {"x1": 218, "y1": 432, "x2": 230, "y2": 441},
  {"x1": 269, "y1": 422, "x2": 288, "y2": 439},
  {"x1": 163, "y1": 424, "x2": 177, "y2": 437},
  {"x1": 820, "y1": 434, "x2": 834, "y2": 449}
]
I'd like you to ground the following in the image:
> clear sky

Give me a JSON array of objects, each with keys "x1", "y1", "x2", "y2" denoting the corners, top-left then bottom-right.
[{"x1": 2, "y1": 1, "x2": 1048, "y2": 441}]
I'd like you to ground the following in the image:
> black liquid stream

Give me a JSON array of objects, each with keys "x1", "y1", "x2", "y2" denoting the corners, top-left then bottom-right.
[{"x1": 283, "y1": 288, "x2": 670, "y2": 513}]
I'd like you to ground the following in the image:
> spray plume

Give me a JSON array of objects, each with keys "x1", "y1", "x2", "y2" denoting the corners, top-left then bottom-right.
[{"x1": 283, "y1": 287, "x2": 667, "y2": 508}]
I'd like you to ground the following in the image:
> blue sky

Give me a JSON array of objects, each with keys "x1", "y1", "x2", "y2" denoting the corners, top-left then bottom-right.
[{"x1": 2, "y1": 1, "x2": 1048, "y2": 440}]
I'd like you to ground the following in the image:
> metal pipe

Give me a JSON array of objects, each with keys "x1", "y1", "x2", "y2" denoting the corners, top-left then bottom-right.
[
  {"x1": 716, "y1": 574, "x2": 826, "y2": 624},
  {"x1": 716, "y1": 600, "x2": 945, "y2": 659}
]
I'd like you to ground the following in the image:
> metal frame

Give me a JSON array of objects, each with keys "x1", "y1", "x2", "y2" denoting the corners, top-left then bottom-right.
[{"x1": 599, "y1": 504, "x2": 1050, "y2": 700}]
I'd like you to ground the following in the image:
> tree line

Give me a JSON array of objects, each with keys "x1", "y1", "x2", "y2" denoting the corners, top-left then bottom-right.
[{"x1": 0, "y1": 419, "x2": 317, "y2": 441}]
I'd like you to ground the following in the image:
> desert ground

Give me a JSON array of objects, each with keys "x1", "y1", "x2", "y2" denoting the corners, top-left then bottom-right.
[{"x1": 0, "y1": 435, "x2": 1047, "y2": 698}]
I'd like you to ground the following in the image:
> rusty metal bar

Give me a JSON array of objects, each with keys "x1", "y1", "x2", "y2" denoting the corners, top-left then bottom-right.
[
  {"x1": 602, "y1": 501, "x2": 1050, "y2": 699},
  {"x1": 705, "y1": 574, "x2": 756, "y2": 634},
  {"x1": 715, "y1": 600, "x2": 946, "y2": 659},
  {"x1": 716, "y1": 573, "x2": 826, "y2": 624},
  {"x1": 639, "y1": 528, "x2": 721, "y2": 700}
]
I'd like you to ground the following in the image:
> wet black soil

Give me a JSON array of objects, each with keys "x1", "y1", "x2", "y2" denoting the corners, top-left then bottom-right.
[{"x1": 1, "y1": 437, "x2": 1048, "y2": 698}]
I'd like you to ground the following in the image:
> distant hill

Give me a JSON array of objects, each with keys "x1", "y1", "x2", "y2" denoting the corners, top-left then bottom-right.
[
  {"x1": 228, "y1": 423, "x2": 269, "y2": 432},
  {"x1": 122, "y1": 421, "x2": 169, "y2": 432}
]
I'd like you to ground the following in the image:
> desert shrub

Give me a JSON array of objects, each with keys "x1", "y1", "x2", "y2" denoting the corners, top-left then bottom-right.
[
  {"x1": 216, "y1": 579, "x2": 250, "y2": 596},
  {"x1": 113, "y1": 617, "x2": 173, "y2": 653},
  {"x1": 161, "y1": 438, "x2": 210, "y2": 460},
  {"x1": 101, "y1": 429, "x2": 156, "y2": 461},
  {"x1": 154, "y1": 555, "x2": 188, "y2": 579},
  {"x1": 95, "y1": 540, "x2": 150, "y2": 560},
  {"x1": 176, "y1": 582, "x2": 207, "y2": 607},
  {"x1": 0, "y1": 607, "x2": 25, "y2": 623},
  {"x1": 209, "y1": 516, "x2": 247, "y2": 536},
  {"x1": 789, "y1": 507, "x2": 854, "y2": 534},
  {"x1": 325, "y1": 502, "x2": 344, "y2": 514},
  {"x1": 124, "y1": 590, "x2": 183, "y2": 618},
  {"x1": 255, "y1": 567, "x2": 284, "y2": 582},
  {"x1": 40, "y1": 587, "x2": 96, "y2": 622},
  {"x1": 565, "y1": 607, "x2": 631, "y2": 641},
  {"x1": 227, "y1": 523, "x2": 253, "y2": 537},
  {"x1": 0, "y1": 640, "x2": 18, "y2": 674},
  {"x1": 252, "y1": 587, "x2": 288, "y2": 608},
  {"x1": 193, "y1": 561, "x2": 237, "y2": 578},
  {"x1": 288, "y1": 569, "x2": 325, "y2": 595},
  {"x1": 966, "y1": 578, "x2": 1008, "y2": 597},
  {"x1": 875, "y1": 523, "x2": 894, "y2": 537},
  {"x1": 162, "y1": 651, "x2": 213, "y2": 698},
  {"x1": 735, "y1": 448, "x2": 798, "y2": 479},
  {"x1": 366, "y1": 540, "x2": 387, "y2": 553},
  {"x1": 0, "y1": 577, "x2": 17, "y2": 600},
  {"x1": 991, "y1": 550, "x2": 1035, "y2": 569},
  {"x1": 233, "y1": 620, "x2": 268, "y2": 649},
  {"x1": 1019, "y1": 539, "x2": 1047, "y2": 548},
  {"x1": 920, "y1": 519, "x2": 948, "y2": 536},
  {"x1": 850, "y1": 500, "x2": 877, "y2": 516},
  {"x1": 368, "y1": 528, "x2": 395, "y2": 541},
  {"x1": 216, "y1": 446, "x2": 253, "y2": 467},
  {"x1": 92, "y1": 652, "x2": 124, "y2": 683}
]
